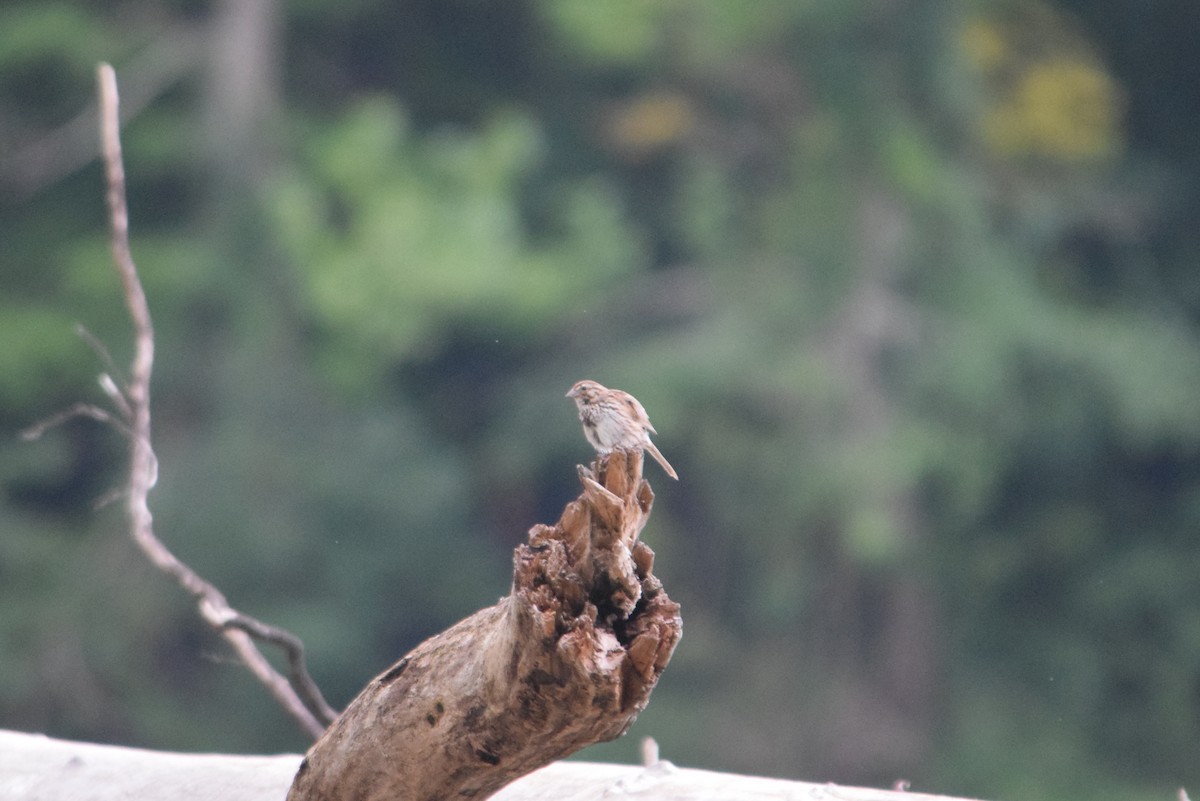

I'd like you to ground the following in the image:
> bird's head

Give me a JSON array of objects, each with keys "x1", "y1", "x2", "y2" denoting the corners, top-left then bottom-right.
[{"x1": 566, "y1": 380, "x2": 604, "y2": 406}]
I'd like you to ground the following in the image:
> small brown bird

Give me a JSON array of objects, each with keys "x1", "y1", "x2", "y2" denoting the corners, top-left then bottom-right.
[{"x1": 566, "y1": 379, "x2": 678, "y2": 480}]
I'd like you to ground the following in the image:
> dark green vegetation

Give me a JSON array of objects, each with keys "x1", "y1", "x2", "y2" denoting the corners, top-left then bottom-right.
[{"x1": 3, "y1": 2, "x2": 1199, "y2": 800}]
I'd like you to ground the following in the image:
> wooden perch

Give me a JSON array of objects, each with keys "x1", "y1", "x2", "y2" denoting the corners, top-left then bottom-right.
[{"x1": 287, "y1": 449, "x2": 682, "y2": 801}]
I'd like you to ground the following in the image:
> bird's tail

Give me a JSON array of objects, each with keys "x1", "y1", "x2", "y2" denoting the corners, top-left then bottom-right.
[{"x1": 644, "y1": 441, "x2": 679, "y2": 480}]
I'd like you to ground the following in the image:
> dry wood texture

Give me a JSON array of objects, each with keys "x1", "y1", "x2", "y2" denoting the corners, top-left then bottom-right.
[
  {"x1": 0, "y1": 729, "x2": 993, "y2": 801},
  {"x1": 287, "y1": 449, "x2": 682, "y2": 801}
]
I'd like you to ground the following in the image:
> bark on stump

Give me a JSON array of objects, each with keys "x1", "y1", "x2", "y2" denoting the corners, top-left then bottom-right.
[{"x1": 287, "y1": 450, "x2": 682, "y2": 801}]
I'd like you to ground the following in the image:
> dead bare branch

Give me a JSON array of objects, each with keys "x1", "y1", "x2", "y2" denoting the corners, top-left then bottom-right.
[{"x1": 89, "y1": 62, "x2": 335, "y2": 739}]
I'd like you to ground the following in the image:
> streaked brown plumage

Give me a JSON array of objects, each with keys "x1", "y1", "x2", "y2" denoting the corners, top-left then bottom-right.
[{"x1": 566, "y1": 380, "x2": 678, "y2": 480}]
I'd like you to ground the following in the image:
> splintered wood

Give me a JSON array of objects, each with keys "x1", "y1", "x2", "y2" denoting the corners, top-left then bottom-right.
[{"x1": 288, "y1": 449, "x2": 681, "y2": 801}]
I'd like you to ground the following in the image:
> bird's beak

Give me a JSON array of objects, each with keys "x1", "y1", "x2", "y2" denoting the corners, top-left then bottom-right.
[{"x1": 565, "y1": 387, "x2": 577, "y2": 398}]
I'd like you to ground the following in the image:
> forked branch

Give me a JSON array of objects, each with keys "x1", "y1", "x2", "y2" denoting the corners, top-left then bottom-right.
[
  {"x1": 23, "y1": 63, "x2": 336, "y2": 740},
  {"x1": 96, "y1": 62, "x2": 336, "y2": 738}
]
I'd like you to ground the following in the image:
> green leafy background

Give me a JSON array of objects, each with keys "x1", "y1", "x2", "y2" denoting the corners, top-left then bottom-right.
[{"x1": 3, "y1": 2, "x2": 1199, "y2": 799}]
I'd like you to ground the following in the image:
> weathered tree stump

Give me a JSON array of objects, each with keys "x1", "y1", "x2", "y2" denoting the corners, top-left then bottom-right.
[{"x1": 287, "y1": 449, "x2": 682, "y2": 801}]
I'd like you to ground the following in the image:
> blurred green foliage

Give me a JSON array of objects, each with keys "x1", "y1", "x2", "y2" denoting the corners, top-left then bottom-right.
[
  {"x1": 269, "y1": 97, "x2": 643, "y2": 387},
  {"x1": 3, "y1": 1, "x2": 1199, "y2": 800}
]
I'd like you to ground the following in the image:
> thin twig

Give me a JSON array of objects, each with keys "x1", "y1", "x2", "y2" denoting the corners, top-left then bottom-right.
[
  {"x1": 220, "y1": 613, "x2": 340, "y2": 725},
  {"x1": 94, "y1": 62, "x2": 336, "y2": 738},
  {"x1": 20, "y1": 402, "x2": 125, "y2": 441},
  {"x1": 75, "y1": 325, "x2": 136, "y2": 419},
  {"x1": 75, "y1": 324, "x2": 122, "y2": 382}
]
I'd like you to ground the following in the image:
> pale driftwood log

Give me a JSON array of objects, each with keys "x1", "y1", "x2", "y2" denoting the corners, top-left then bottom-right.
[
  {"x1": 288, "y1": 449, "x2": 682, "y2": 801},
  {"x1": 0, "y1": 729, "x2": 300, "y2": 801},
  {"x1": 0, "y1": 729, "x2": 990, "y2": 801}
]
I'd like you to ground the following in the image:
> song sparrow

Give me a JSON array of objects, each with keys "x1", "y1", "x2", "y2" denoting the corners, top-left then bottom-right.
[{"x1": 566, "y1": 380, "x2": 678, "y2": 480}]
